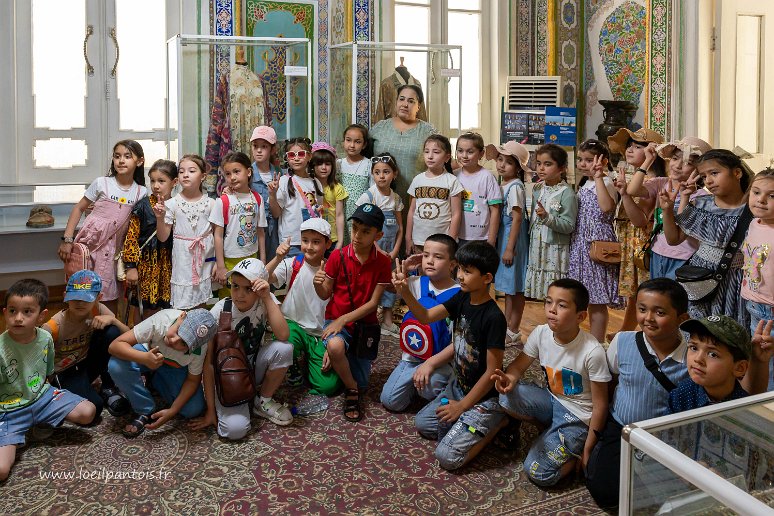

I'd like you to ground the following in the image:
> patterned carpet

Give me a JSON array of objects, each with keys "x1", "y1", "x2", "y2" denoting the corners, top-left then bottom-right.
[{"x1": 2, "y1": 336, "x2": 606, "y2": 515}]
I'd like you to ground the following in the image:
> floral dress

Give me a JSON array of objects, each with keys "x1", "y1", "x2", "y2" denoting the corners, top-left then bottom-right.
[
  {"x1": 122, "y1": 195, "x2": 172, "y2": 309},
  {"x1": 569, "y1": 180, "x2": 623, "y2": 306},
  {"x1": 615, "y1": 179, "x2": 653, "y2": 297},
  {"x1": 524, "y1": 181, "x2": 578, "y2": 300}
]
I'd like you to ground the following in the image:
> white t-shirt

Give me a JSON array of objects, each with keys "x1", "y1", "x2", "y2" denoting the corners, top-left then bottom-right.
[
  {"x1": 523, "y1": 324, "x2": 612, "y2": 425},
  {"x1": 407, "y1": 171, "x2": 464, "y2": 245},
  {"x1": 84, "y1": 176, "x2": 146, "y2": 205},
  {"x1": 133, "y1": 309, "x2": 207, "y2": 375},
  {"x1": 275, "y1": 175, "x2": 324, "y2": 246},
  {"x1": 455, "y1": 168, "x2": 502, "y2": 240},
  {"x1": 501, "y1": 179, "x2": 527, "y2": 215},
  {"x1": 209, "y1": 192, "x2": 267, "y2": 259},
  {"x1": 355, "y1": 185, "x2": 404, "y2": 213},
  {"x1": 400, "y1": 275, "x2": 459, "y2": 363},
  {"x1": 210, "y1": 295, "x2": 279, "y2": 353},
  {"x1": 272, "y1": 257, "x2": 328, "y2": 336}
]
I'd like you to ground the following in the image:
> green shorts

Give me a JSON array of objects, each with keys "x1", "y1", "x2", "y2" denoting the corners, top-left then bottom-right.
[{"x1": 286, "y1": 319, "x2": 342, "y2": 396}]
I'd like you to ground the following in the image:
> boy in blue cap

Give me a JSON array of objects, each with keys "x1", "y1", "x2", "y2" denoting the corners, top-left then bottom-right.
[{"x1": 42, "y1": 269, "x2": 131, "y2": 418}]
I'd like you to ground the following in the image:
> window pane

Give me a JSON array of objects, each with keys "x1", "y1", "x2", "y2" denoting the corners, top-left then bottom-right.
[
  {"x1": 33, "y1": 138, "x2": 88, "y2": 169},
  {"x1": 448, "y1": 11, "x2": 480, "y2": 129},
  {"x1": 135, "y1": 139, "x2": 168, "y2": 171},
  {"x1": 395, "y1": 0, "x2": 430, "y2": 5},
  {"x1": 115, "y1": 0, "x2": 167, "y2": 131},
  {"x1": 394, "y1": 5, "x2": 430, "y2": 91},
  {"x1": 734, "y1": 15, "x2": 761, "y2": 153},
  {"x1": 449, "y1": 0, "x2": 480, "y2": 10},
  {"x1": 32, "y1": 0, "x2": 86, "y2": 130}
]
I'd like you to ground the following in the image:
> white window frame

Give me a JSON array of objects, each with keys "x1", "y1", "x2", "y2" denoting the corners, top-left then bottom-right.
[{"x1": 387, "y1": 0, "x2": 505, "y2": 144}]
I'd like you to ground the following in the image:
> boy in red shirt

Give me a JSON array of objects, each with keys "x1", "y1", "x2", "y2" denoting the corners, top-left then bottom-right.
[{"x1": 314, "y1": 203, "x2": 392, "y2": 421}]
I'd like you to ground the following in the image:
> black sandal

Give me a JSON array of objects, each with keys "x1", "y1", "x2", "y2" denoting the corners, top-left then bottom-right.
[
  {"x1": 101, "y1": 387, "x2": 131, "y2": 417},
  {"x1": 343, "y1": 388, "x2": 363, "y2": 422},
  {"x1": 122, "y1": 414, "x2": 152, "y2": 438}
]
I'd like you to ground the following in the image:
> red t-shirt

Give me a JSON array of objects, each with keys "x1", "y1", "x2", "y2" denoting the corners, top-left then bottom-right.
[{"x1": 324, "y1": 244, "x2": 392, "y2": 329}]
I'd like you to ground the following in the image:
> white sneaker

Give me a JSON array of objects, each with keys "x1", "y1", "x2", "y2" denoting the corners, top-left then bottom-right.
[
  {"x1": 254, "y1": 398, "x2": 293, "y2": 426},
  {"x1": 505, "y1": 329, "x2": 522, "y2": 347},
  {"x1": 380, "y1": 322, "x2": 399, "y2": 337}
]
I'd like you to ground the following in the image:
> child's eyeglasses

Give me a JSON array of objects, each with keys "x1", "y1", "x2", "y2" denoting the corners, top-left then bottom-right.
[
  {"x1": 370, "y1": 156, "x2": 393, "y2": 164},
  {"x1": 286, "y1": 150, "x2": 308, "y2": 160}
]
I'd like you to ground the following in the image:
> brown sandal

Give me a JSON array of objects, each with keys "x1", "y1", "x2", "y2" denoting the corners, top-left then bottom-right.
[{"x1": 343, "y1": 388, "x2": 363, "y2": 422}]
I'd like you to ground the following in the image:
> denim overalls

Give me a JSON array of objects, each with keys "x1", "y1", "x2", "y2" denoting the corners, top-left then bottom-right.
[{"x1": 251, "y1": 163, "x2": 282, "y2": 261}]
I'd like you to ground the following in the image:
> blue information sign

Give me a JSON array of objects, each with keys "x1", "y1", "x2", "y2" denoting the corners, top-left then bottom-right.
[{"x1": 544, "y1": 106, "x2": 577, "y2": 146}]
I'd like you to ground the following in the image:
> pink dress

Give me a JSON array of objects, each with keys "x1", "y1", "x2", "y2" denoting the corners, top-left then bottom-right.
[{"x1": 74, "y1": 178, "x2": 141, "y2": 300}]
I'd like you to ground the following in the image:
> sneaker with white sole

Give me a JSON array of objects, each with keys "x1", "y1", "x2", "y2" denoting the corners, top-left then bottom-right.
[
  {"x1": 505, "y1": 329, "x2": 522, "y2": 347},
  {"x1": 254, "y1": 398, "x2": 293, "y2": 426},
  {"x1": 380, "y1": 322, "x2": 399, "y2": 337}
]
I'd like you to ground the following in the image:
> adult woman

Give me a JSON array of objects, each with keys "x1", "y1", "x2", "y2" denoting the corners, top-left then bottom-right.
[{"x1": 371, "y1": 85, "x2": 436, "y2": 204}]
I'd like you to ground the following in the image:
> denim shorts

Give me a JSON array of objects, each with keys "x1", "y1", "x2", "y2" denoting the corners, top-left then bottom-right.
[
  {"x1": 746, "y1": 300, "x2": 774, "y2": 391},
  {"x1": 0, "y1": 386, "x2": 86, "y2": 447},
  {"x1": 322, "y1": 319, "x2": 372, "y2": 389}
]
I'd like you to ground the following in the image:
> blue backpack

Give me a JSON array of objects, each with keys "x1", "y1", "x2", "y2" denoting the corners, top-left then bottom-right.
[{"x1": 399, "y1": 276, "x2": 460, "y2": 360}]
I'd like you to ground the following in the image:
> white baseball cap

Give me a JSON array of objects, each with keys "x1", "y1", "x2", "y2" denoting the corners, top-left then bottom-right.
[
  {"x1": 300, "y1": 218, "x2": 332, "y2": 238},
  {"x1": 225, "y1": 258, "x2": 268, "y2": 282}
]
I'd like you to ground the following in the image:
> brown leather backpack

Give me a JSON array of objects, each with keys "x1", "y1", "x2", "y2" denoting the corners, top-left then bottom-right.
[{"x1": 212, "y1": 299, "x2": 257, "y2": 407}]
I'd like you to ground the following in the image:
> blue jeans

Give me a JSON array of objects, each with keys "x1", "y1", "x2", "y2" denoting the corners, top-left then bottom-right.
[
  {"x1": 649, "y1": 252, "x2": 686, "y2": 280},
  {"x1": 380, "y1": 359, "x2": 452, "y2": 412},
  {"x1": 377, "y1": 210, "x2": 398, "y2": 307},
  {"x1": 286, "y1": 245, "x2": 303, "y2": 259},
  {"x1": 416, "y1": 378, "x2": 506, "y2": 471},
  {"x1": 746, "y1": 300, "x2": 774, "y2": 391},
  {"x1": 322, "y1": 320, "x2": 372, "y2": 389},
  {"x1": 500, "y1": 383, "x2": 588, "y2": 486},
  {"x1": 108, "y1": 344, "x2": 205, "y2": 418}
]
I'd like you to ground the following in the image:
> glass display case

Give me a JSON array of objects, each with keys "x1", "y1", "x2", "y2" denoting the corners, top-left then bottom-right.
[
  {"x1": 621, "y1": 391, "x2": 774, "y2": 514},
  {"x1": 165, "y1": 34, "x2": 313, "y2": 165},
  {"x1": 328, "y1": 41, "x2": 462, "y2": 153}
]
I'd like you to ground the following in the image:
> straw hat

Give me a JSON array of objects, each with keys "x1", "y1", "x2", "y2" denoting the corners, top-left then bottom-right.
[
  {"x1": 656, "y1": 137, "x2": 712, "y2": 160},
  {"x1": 485, "y1": 141, "x2": 530, "y2": 170},
  {"x1": 607, "y1": 127, "x2": 664, "y2": 155}
]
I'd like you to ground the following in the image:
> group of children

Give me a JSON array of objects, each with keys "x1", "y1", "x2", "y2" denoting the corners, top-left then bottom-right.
[{"x1": 1, "y1": 124, "x2": 772, "y2": 512}]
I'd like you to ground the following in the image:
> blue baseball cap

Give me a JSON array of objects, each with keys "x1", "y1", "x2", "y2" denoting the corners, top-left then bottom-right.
[{"x1": 64, "y1": 270, "x2": 102, "y2": 303}]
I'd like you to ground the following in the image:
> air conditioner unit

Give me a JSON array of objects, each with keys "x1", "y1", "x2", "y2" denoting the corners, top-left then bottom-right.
[{"x1": 506, "y1": 76, "x2": 562, "y2": 111}]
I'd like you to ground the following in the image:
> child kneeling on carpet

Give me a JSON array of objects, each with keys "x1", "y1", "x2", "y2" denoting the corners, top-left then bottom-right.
[
  {"x1": 266, "y1": 218, "x2": 342, "y2": 396},
  {"x1": 380, "y1": 233, "x2": 459, "y2": 412},
  {"x1": 1, "y1": 279, "x2": 96, "y2": 481},
  {"x1": 108, "y1": 308, "x2": 217, "y2": 437},
  {"x1": 314, "y1": 204, "x2": 392, "y2": 422},
  {"x1": 43, "y1": 270, "x2": 131, "y2": 419},
  {"x1": 492, "y1": 279, "x2": 610, "y2": 487},
  {"x1": 192, "y1": 258, "x2": 291, "y2": 438},
  {"x1": 394, "y1": 241, "x2": 507, "y2": 471}
]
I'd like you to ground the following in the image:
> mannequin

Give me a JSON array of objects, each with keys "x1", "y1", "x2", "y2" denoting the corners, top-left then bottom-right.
[
  {"x1": 205, "y1": 49, "x2": 271, "y2": 195},
  {"x1": 372, "y1": 56, "x2": 429, "y2": 123}
]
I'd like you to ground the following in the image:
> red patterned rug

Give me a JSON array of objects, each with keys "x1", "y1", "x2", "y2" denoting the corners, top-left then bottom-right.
[{"x1": 2, "y1": 336, "x2": 606, "y2": 515}]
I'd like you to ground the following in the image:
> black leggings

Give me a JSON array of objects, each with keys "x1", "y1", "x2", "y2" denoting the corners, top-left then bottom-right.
[
  {"x1": 51, "y1": 325, "x2": 121, "y2": 418},
  {"x1": 585, "y1": 413, "x2": 624, "y2": 509}
]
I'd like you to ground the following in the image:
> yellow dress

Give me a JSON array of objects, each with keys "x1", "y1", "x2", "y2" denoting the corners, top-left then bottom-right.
[{"x1": 615, "y1": 191, "x2": 653, "y2": 298}]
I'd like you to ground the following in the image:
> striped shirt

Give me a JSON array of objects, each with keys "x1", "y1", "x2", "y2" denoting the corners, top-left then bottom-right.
[{"x1": 607, "y1": 331, "x2": 689, "y2": 426}]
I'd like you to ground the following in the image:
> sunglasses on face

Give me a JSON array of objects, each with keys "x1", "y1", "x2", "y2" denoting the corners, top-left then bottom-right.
[
  {"x1": 286, "y1": 150, "x2": 308, "y2": 160},
  {"x1": 370, "y1": 156, "x2": 394, "y2": 164}
]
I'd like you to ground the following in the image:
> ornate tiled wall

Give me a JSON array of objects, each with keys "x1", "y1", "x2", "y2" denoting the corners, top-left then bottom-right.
[
  {"x1": 526, "y1": 0, "x2": 673, "y2": 140},
  {"x1": 583, "y1": 0, "x2": 648, "y2": 139}
]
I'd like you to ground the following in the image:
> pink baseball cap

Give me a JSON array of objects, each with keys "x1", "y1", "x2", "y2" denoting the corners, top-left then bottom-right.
[
  {"x1": 250, "y1": 126, "x2": 277, "y2": 144},
  {"x1": 311, "y1": 141, "x2": 337, "y2": 158}
]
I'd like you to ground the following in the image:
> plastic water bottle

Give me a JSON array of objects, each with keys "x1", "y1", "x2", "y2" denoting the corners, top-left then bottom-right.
[
  {"x1": 437, "y1": 397, "x2": 452, "y2": 441},
  {"x1": 294, "y1": 394, "x2": 329, "y2": 416}
]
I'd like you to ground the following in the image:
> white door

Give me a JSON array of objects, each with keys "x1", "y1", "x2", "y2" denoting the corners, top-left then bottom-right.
[
  {"x1": 715, "y1": 0, "x2": 774, "y2": 170},
  {"x1": 12, "y1": 0, "x2": 175, "y2": 185}
]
